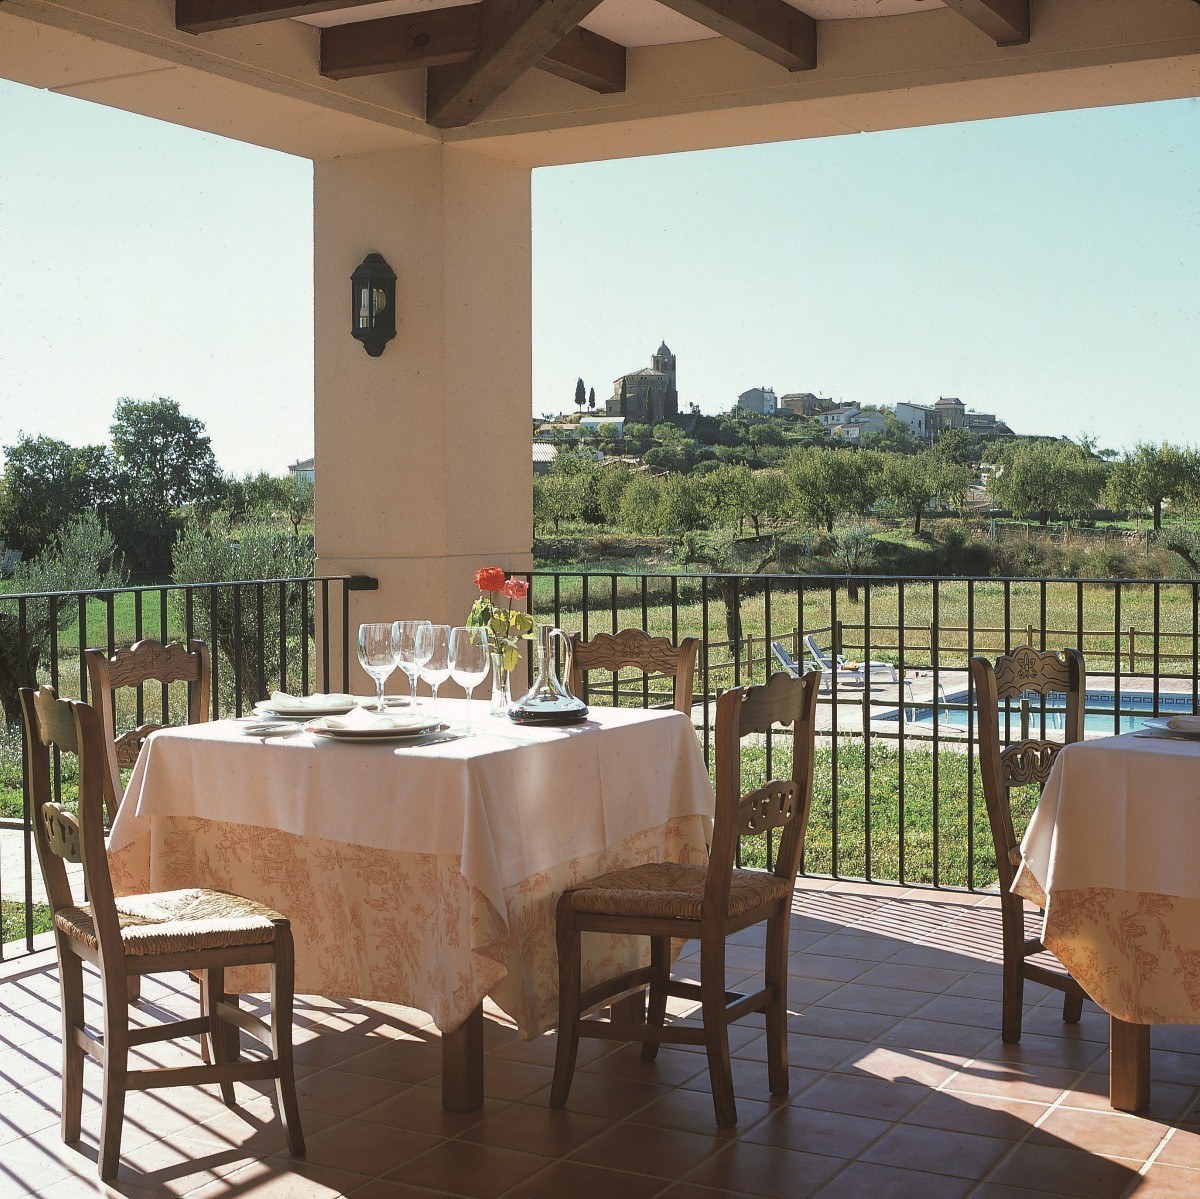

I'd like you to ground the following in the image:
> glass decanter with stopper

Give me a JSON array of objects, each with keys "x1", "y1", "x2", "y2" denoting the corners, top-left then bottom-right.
[{"x1": 509, "y1": 624, "x2": 589, "y2": 725}]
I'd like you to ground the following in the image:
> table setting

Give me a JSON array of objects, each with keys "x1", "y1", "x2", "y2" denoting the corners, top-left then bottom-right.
[{"x1": 105, "y1": 567, "x2": 713, "y2": 1110}]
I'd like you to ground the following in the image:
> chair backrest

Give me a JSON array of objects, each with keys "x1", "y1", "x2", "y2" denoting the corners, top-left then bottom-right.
[
  {"x1": 20, "y1": 686, "x2": 122, "y2": 959},
  {"x1": 83, "y1": 638, "x2": 210, "y2": 820},
  {"x1": 770, "y1": 642, "x2": 800, "y2": 677},
  {"x1": 969, "y1": 645, "x2": 1085, "y2": 893},
  {"x1": 802, "y1": 634, "x2": 835, "y2": 671},
  {"x1": 564, "y1": 630, "x2": 699, "y2": 716},
  {"x1": 707, "y1": 670, "x2": 822, "y2": 918}
]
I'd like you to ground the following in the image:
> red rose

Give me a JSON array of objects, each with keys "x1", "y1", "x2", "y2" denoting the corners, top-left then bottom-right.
[
  {"x1": 501, "y1": 577, "x2": 529, "y2": 600},
  {"x1": 475, "y1": 567, "x2": 506, "y2": 593}
]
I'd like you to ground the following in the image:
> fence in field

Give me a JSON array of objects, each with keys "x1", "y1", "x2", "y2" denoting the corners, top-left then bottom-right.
[{"x1": 6, "y1": 568, "x2": 1200, "y2": 956}]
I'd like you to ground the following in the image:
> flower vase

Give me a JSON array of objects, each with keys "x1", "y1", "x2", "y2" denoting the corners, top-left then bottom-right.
[{"x1": 489, "y1": 652, "x2": 512, "y2": 716}]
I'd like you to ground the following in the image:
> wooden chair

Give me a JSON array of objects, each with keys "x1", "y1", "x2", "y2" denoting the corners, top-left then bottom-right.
[
  {"x1": 564, "y1": 629, "x2": 699, "y2": 715},
  {"x1": 83, "y1": 638, "x2": 210, "y2": 824},
  {"x1": 970, "y1": 645, "x2": 1088, "y2": 1043},
  {"x1": 20, "y1": 684, "x2": 304, "y2": 1181},
  {"x1": 550, "y1": 669, "x2": 821, "y2": 1126}
]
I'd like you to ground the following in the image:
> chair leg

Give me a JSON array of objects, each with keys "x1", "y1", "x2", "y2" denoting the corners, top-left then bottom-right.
[
  {"x1": 125, "y1": 975, "x2": 141, "y2": 1004},
  {"x1": 271, "y1": 927, "x2": 305, "y2": 1158},
  {"x1": 99, "y1": 974, "x2": 130, "y2": 1181},
  {"x1": 641, "y1": 936, "x2": 671, "y2": 1063},
  {"x1": 58, "y1": 948, "x2": 85, "y2": 1145},
  {"x1": 1063, "y1": 988, "x2": 1084, "y2": 1024},
  {"x1": 203, "y1": 967, "x2": 236, "y2": 1107},
  {"x1": 550, "y1": 895, "x2": 582, "y2": 1110},
  {"x1": 1002, "y1": 952, "x2": 1024, "y2": 1044},
  {"x1": 764, "y1": 914, "x2": 790, "y2": 1096},
  {"x1": 701, "y1": 940, "x2": 736, "y2": 1127}
]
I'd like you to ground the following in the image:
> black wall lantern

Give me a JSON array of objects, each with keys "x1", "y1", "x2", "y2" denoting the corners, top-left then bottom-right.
[{"x1": 350, "y1": 252, "x2": 397, "y2": 357}]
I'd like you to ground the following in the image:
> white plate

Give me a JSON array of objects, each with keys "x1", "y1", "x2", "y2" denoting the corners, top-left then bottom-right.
[
  {"x1": 305, "y1": 717, "x2": 446, "y2": 741},
  {"x1": 1140, "y1": 718, "x2": 1200, "y2": 738},
  {"x1": 254, "y1": 699, "x2": 357, "y2": 720}
]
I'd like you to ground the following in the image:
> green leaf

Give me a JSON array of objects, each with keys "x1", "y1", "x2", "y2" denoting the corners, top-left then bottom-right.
[{"x1": 502, "y1": 646, "x2": 520, "y2": 672}]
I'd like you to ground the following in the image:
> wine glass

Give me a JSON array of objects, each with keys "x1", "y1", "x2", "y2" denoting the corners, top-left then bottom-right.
[
  {"x1": 391, "y1": 619, "x2": 432, "y2": 706},
  {"x1": 417, "y1": 624, "x2": 452, "y2": 701},
  {"x1": 357, "y1": 623, "x2": 395, "y2": 712},
  {"x1": 450, "y1": 627, "x2": 490, "y2": 729}
]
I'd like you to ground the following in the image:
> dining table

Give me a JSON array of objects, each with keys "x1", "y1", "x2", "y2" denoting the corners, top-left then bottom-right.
[
  {"x1": 107, "y1": 698, "x2": 714, "y2": 1110},
  {"x1": 1013, "y1": 729, "x2": 1200, "y2": 1112}
]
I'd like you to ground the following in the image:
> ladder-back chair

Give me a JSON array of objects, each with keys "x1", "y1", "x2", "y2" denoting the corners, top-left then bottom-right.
[
  {"x1": 564, "y1": 629, "x2": 699, "y2": 716},
  {"x1": 83, "y1": 638, "x2": 210, "y2": 823},
  {"x1": 970, "y1": 645, "x2": 1088, "y2": 1042},
  {"x1": 20, "y1": 684, "x2": 304, "y2": 1181},
  {"x1": 551, "y1": 669, "x2": 821, "y2": 1126}
]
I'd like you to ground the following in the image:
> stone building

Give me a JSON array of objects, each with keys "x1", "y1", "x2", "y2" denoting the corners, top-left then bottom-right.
[
  {"x1": 737, "y1": 387, "x2": 777, "y2": 415},
  {"x1": 607, "y1": 341, "x2": 678, "y2": 424}
]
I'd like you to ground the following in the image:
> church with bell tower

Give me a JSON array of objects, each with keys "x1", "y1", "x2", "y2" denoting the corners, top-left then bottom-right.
[{"x1": 607, "y1": 341, "x2": 679, "y2": 425}]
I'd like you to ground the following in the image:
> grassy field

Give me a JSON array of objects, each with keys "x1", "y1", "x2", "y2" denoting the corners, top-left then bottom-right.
[{"x1": 2, "y1": 901, "x2": 53, "y2": 945}]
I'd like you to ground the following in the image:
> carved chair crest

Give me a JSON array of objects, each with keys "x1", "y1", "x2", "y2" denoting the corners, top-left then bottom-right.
[{"x1": 42, "y1": 804, "x2": 82, "y2": 863}]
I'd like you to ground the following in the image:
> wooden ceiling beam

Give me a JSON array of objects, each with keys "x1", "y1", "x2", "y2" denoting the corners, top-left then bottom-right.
[
  {"x1": 656, "y1": 0, "x2": 816, "y2": 72},
  {"x1": 176, "y1": 1, "x2": 380, "y2": 35},
  {"x1": 941, "y1": 0, "x2": 1030, "y2": 46},
  {"x1": 537, "y1": 26, "x2": 626, "y2": 94},
  {"x1": 426, "y1": 0, "x2": 606, "y2": 129},
  {"x1": 320, "y1": 5, "x2": 480, "y2": 80}
]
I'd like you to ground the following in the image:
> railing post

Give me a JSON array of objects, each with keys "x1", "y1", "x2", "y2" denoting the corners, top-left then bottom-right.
[
  {"x1": 1129, "y1": 626, "x2": 1136, "y2": 673},
  {"x1": 834, "y1": 620, "x2": 843, "y2": 657}
]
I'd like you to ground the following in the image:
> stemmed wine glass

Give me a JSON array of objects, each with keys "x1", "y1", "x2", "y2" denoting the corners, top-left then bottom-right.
[
  {"x1": 450, "y1": 627, "x2": 490, "y2": 730},
  {"x1": 357, "y1": 623, "x2": 396, "y2": 712},
  {"x1": 391, "y1": 619, "x2": 432, "y2": 706},
  {"x1": 417, "y1": 624, "x2": 452, "y2": 701}
]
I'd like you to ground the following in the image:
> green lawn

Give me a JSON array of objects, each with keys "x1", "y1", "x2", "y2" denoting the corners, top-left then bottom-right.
[{"x1": 1, "y1": 900, "x2": 53, "y2": 944}]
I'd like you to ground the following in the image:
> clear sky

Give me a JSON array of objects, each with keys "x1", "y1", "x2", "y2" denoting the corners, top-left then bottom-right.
[{"x1": 1, "y1": 78, "x2": 1198, "y2": 475}]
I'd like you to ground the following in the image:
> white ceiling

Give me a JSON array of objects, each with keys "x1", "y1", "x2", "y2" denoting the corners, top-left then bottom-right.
[{"x1": 298, "y1": 0, "x2": 944, "y2": 48}]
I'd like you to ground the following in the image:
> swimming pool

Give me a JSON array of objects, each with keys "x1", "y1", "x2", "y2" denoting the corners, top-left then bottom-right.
[{"x1": 879, "y1": 689, "x2": 1198, "y2": 736}]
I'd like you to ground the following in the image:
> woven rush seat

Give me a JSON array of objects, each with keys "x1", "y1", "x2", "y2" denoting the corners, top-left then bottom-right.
[
  {"x1": 55, "y1": 887, "x2": 282, "y2": 956},
  {"x1": 567, "y1": 862, "x2": 793, "y2": 922}
]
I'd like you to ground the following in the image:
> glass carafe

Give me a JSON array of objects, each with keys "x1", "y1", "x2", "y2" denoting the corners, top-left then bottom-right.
[{"x1": 509, "y1": 625, "x2": 589, "y2": 725}]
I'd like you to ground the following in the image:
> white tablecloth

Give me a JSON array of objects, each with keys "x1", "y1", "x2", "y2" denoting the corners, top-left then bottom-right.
[
  {"x1": 1014, "y1": 732, "x2": 1200, "y2": 1024},
  {"x1": 108, "y1": 700, "x2": 714, "y2": 1033}
]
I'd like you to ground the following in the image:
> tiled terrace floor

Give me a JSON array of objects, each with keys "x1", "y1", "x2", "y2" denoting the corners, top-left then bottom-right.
[{"x1": 3, "y1": 879, "x2": 1200, "y2": 1198}]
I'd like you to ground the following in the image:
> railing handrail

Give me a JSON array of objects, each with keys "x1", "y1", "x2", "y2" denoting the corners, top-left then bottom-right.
[
  {"x1": 0, "y1": 574, "x2": 377, "y2": 604},
  {"x1": 526, "y1": 568, "x2": 1185, "y2": 586}
]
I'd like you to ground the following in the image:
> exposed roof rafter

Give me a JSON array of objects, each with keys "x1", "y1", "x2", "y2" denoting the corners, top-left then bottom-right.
[
  {"x1": 426, "y1": 0, "x2": 607, "y2": 129},
  {"x1": 538, "y1": 25, "x2": 626, "y2": 94},
  {"x1": 320, "y1": 5, "x2": 480, "y2": 80},
  {"x1": 176, "y1": 0, "x2": 381, "y2": 35},
  {"x1": 942, "y1": 0, "x2": 1030, "y2": 46},
  {"x1": 656, "y1": 0, "x2": 817, "y2": 71}
]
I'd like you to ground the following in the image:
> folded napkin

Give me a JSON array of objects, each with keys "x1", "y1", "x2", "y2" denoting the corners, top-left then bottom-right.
[
  {"x1": 268, "y1": 691, "x2": 356, "y2": 714},
  {"x1": 319, "y1": 707, "x2": 435, "y2": 733},
  {"x1": 1166, "y1": 714, "x2": 1200, "y2": 734}
]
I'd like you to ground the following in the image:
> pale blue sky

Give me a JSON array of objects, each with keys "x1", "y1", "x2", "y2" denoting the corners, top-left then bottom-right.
[{"x1": 1, "y1": 78, "x2": 1197, "y2": 474}]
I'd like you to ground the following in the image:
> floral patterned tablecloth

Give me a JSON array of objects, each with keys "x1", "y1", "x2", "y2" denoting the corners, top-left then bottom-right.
[
  {"x1": 1013, "y1": 732, "x2": 1200, "y2": 1025},
  {"x1": 108, "y1": 701, "x2": 713, "y2": 1035}
]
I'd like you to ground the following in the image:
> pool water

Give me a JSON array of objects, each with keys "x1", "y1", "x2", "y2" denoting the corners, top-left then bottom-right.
[{"x1": 882, "y1": 689, "x2": 1198, "y2": 736}]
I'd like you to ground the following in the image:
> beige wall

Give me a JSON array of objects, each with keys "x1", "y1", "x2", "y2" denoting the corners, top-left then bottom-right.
[{"x1": 313, "y1": 144, "x2": 534, "y2": 651}]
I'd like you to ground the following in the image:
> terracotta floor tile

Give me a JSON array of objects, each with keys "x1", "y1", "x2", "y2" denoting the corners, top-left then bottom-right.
[
  {"x1": 972, "y1": 1032, "x2": 1109, "y2": 1073},
  {"x1": 338, "y1": 1039, "x2": 443, "y2": 1086},
  {"x1": 903, "y1": 1090, "x2": 1048, "y2": 1141},
  {"x1": 358, "y1": 1084, "x2": 506, "y2": 1136},
  {"x1": 945, "y1": 1061, "x2": 1082, "y2": 1104},
  {"x1": 861, "y1": 1123, "x2": 1014, "y2": 1178},
  {"x1": 1062, "y1": 1072, "x2": 1200, "y2": 1120},
  {"x1": 629, "y1": 1087, "x2": 776, "y2": 1138},
  {"x1": 985, "y1": 1143, "x2": 1142, "y2": 1198},
  {"x1": 683, "y1": 1141, "x2": 843, "y2": 1199},
  {"x1": 1029, "y1": 1105, "x2": 1171, "y2": 1161},
  {"x1": 785, "y1": 1005, "x2": 898, "y2": 1043},
  {"x1": 836, "y1": 1044, "x2": 964, "y2": 1087},
  {"x1": 348, "y1": 1180, "x2": 464, "y2": 1199},
  {"x1": 661, "y1": 1185, "x2": 764, "y2": 1199},
  {"x1": 520, "y1": 1069, "x2": 669, "y2": 1119},
  {"x1": 186, "y1": 1157, "x2": 371, "y2": 1198},
  {"x1": 569, "y1": 1119, "x2": 725, "y2": 1178},
  {"x1": 818, "y1": 982, "x2": 931, "y2": 1018},
  {"x1": 296, "y1": 1067, "x2": 412, "y2": 1118},
  {"x1": 740, "y1": 1105, "x2": 891, "y2": 1158},
  {"x1": 458, "y1": 1103, "x2": 611, "y2": 1157},
  {"x1": 390, "y1": 1141, "x2": 548, "y2": 1199},
  {"x1": 735, "y1": 1032, "x2": 865, "y2": 1073},
  {"x1": 1125, "y1": 1164, "x2": 1200, "y2": 1197},
  {"x1": 877, "y1": 1016, "x2": 998, "y2": 1057},
  {"x1": 302, "y1": 1118, "x2": 442, "y2": 1176},
  {"x1": 1143, "y1": 1126, "x2": 1200, "y2": 1168},
  {"x1": 852, "y1": 963, "x2": 966, "y2": 994},
  {"x1": 789, "y1": 955, "x2": 873, "y2": 984},
  {"x1": 793, "y1": 1073, "x2": 928, "y2": 1121},
  {"x1": 502, "y1": 1159, "x2": 665, "y2": 1199},
  {"x1": 802, "y1": 934, "x2": 897, "y2": 963},
  {"x1": 581, "y1": 1043, "x2": 708, "y2": 1087},
  {"x1": 810, "y1": 1160, "x2": 973, "y2": 1199}
]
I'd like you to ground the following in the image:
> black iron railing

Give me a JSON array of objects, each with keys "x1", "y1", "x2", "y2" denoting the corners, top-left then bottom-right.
[
  {"x1": 0, "y1": 574, "x2": 376, "y2": 956},
  {"x1": 525, "y1": 570, "x2": 1200, "y2": 893}
]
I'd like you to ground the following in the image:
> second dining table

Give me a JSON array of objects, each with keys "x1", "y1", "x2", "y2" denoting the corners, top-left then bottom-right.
[
  {"x1": 107, "y1": 698, "x2": 714, "y2": 1109},
  {"x1": 1014, "y1": 729, "x2": 1200, "y2": 1113}
]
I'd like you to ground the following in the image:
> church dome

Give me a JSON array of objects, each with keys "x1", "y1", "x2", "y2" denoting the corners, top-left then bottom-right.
[{"x1": 657, "y1": 341, "x2": 672, "y2": 358}]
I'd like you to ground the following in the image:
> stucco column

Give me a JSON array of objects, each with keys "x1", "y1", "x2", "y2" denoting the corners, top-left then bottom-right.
[{"x1": 313, "y1": 144, "x2": 533, "y2": 652}]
